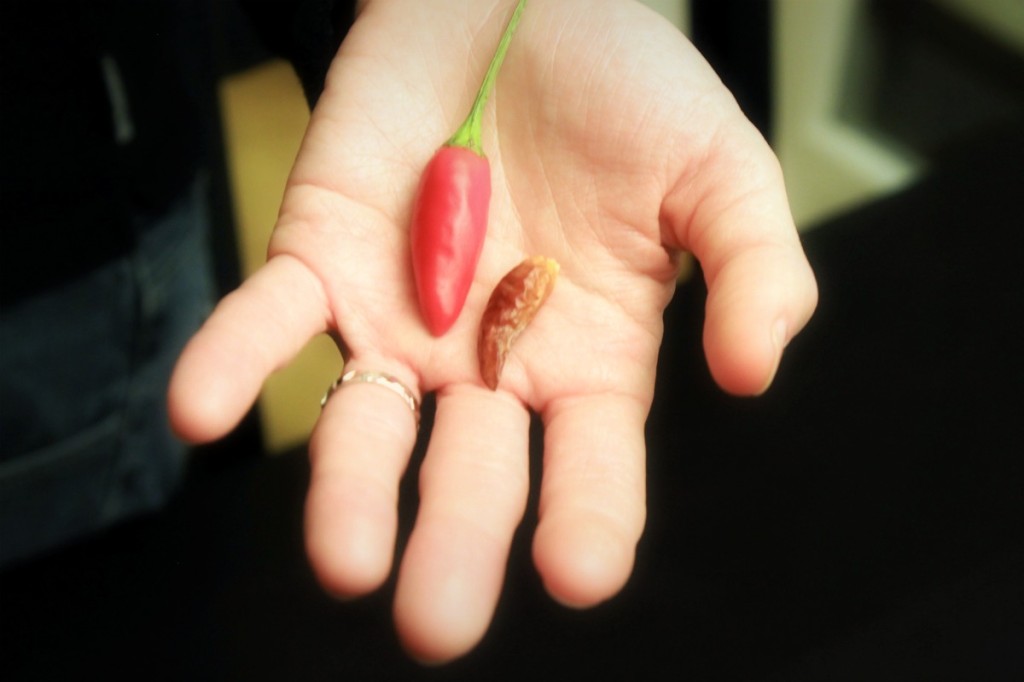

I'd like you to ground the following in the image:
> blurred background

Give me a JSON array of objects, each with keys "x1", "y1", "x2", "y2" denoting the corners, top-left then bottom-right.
[{"x1": 218, "y1": 0, "x2": 1023, "y2": 454}]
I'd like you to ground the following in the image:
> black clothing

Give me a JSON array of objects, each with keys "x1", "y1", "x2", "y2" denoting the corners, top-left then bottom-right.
[{"x1": 0, "y1": 0, "x2": 356, "y2": 304}]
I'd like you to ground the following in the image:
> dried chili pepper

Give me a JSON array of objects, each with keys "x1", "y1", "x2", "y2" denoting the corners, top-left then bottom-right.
[
  {"x1": 411, "y1": 0, "x2": 527, "y2": 337},
  {"x1": 478, "y1": 256, "x2": 559, "y2": 390}
]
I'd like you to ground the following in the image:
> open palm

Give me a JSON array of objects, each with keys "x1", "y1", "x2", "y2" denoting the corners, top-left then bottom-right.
[{"x1": 170, "y1": 0, "x2": 817, "y2": 663}]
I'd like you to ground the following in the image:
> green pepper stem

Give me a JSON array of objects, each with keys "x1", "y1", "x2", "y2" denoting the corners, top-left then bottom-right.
[{"x1": 447, "y1": 0, "x2": 527, "y2": 155}]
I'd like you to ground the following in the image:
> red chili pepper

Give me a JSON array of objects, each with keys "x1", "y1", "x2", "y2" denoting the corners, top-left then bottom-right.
[
  {"x1": 411, "y1": 0, "x2": 527, "y2": 337},
  {"x1": 410, "y1": 147, "x2": 491, "y2": 336}
]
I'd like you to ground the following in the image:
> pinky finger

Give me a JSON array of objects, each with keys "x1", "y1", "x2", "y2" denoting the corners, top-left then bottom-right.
[{"x1": 167, "y1": 255, "x2": 331, "y2": 443}]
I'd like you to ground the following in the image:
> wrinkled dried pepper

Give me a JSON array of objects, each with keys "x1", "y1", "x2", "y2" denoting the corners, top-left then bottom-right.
[
  {"x1": 478, "y1": 256, "x2": 559, "y2": 390},
  {"x1": 411, "y1": 0, "x2": 528, "y2": 337}
]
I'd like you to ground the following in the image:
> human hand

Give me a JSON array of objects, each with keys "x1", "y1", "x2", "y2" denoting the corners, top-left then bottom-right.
[{"x1": 168, "y1": 0, "x2": 817, "y2": 663}]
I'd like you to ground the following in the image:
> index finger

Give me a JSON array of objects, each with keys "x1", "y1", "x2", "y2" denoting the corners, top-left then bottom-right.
[{"x1": 167, "y1": 255, "x2": 331, "y2": 443}]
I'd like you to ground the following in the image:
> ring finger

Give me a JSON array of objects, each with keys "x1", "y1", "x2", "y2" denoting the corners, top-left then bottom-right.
[{"x1": 305, "y1": 360, "x2": 422, "y2": 598}]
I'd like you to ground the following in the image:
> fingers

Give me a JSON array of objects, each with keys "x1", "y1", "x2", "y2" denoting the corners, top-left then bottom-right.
[
  {"x1": 533, "y1": 395, "x2": 647, "y2": 608},
  {"x1": 167, "y1": 256, "x2": 330, "y2": 443},
  {"x1": 663, "y1": 120, "x2": 818, "y2": 395},
  {"x1": 702, "y1": 242, "x2": 818, "y2": 395},
  {"x1": 306, "y1": 362, "x2": 421, "y2": 597},
  {"x1": 393, "y1": 387, "x2": 531, "y2": 663}
]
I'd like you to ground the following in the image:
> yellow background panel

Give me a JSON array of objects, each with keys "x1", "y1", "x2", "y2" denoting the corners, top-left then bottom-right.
[{"x1": 219, "y1": 60, "x2": 341, "y2": 454}]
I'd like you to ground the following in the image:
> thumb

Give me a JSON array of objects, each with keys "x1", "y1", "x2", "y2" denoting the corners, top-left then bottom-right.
[{"x1": 663, "y1": 117, "x2": 817, "y2": 395}]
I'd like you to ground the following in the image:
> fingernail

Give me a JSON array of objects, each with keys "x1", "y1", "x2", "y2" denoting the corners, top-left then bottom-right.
[
  {"x1": 772, "y1": 317, "x2": 790, "y2": 354},
  {"x1": 759, "y1": 318, "x2": 789, "y2": 394}
]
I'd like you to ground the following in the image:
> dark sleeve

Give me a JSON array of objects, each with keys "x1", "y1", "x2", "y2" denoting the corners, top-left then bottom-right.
[{"x1": 237, "y1": 0, "x2": 359, "y2": 107}]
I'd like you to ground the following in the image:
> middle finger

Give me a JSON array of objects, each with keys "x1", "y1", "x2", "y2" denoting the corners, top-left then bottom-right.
[{"x1": 393, "y1": 386, "x2": 531, "y2": 662}]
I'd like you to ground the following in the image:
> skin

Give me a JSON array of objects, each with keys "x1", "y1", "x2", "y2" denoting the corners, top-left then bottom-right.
[{"x1": 168, "y1": 0, "x2": 818, "y2": 665}]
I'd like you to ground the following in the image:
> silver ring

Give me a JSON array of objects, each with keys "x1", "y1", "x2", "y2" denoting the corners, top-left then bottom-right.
[{"x1": 321, "y1": 370, "x2": 421, "y2": 428}]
